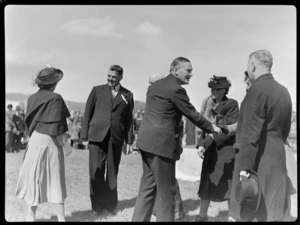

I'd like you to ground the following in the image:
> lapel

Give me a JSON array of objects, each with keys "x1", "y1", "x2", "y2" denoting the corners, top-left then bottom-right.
[
  {"x1": 215, "y1": 96, "x2": 228, "y2": 114},
  {"x1": 103, "y1": 84, "x2": 114, "y2": 108},
  {"x1": 112, "y1": 85, "x2": 126, "y2": 110}
]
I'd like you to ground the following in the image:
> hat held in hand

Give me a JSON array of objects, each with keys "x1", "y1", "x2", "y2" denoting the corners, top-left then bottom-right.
[
  {"x1": 235, "y1": 170, "x2": 262, "y2": 221},
  {"x1": 208, "y1": 75, "x2": 231, "y2": 89}
]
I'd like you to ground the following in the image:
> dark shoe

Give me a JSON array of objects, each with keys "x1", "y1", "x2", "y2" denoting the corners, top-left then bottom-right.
[{"x1": 195, "y1": 215, "x2": 208, "y2": 221}]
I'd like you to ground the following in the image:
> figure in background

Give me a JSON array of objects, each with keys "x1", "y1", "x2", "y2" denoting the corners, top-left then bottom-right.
[
  {"x1": 15, "y1": 66, "x2": 70, "y2": 221},
  {"x1": 70, "y1": 119, "x2": 81, "y2": 148},
  {"x1": 11, "y1": 105, "x2": 26, "y2": 153},
  {"x1": 132, "y1": 57, "x2": 220, "y2": 222},
  {"x1": 131, "y1": 110, "x2": 143, "y2": 154},
  {"x1": 229, "y1": 50, "x2": 293, "y2": 221},
  {"x1": 195, "y1": 75, "x2": 239, "y2": 221},
  {"x1": 6, "y1": 104, "x2": 15, "y2": 153},
  {"x1": 81, "y1": 65, "x2": 134, "y2": 215}
]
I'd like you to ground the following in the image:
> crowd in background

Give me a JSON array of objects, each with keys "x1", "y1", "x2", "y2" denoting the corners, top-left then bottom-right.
[
  {"x1": 5, "y1": 104, "x2": 27, "y2": 153},
  {"x1": 5, "y1": 106, "x2": 151, "y2": 154}
]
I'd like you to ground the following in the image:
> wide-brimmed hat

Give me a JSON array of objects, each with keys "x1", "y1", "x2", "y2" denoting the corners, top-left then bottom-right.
[
  {"x1": 235, "y1": 170, "x2": 262, "y2": 221},
  {"x1": 208, "y1": 75, "x2": 231, "y2": 89},
  {"x1": 35, "y1": 66, "x2": 63, "y2": 87}
]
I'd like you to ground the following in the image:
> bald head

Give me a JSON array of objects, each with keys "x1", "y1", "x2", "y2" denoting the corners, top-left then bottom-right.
[{"x1": 149, "y1": 72, "x2": 165, "y2": 85}]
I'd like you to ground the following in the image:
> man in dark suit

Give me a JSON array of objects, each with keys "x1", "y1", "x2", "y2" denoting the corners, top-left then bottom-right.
[
  {"x1": 132, "y1": 57, "x2": 220, "y2": 221},
  {"x1": 11, "y1": 105, "x2": 26, "y2": 153},
  {"x1": 81, "y1": 65, "x2": 134, "y2": 215},
  {"x1": 229, "y1": 50, "x2": 293, "y2": 221}
]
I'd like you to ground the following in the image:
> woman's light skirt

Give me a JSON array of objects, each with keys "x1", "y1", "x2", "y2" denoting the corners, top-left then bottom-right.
[{"x1": 15, "y1": 131, "x2": 67, "y2": 206}]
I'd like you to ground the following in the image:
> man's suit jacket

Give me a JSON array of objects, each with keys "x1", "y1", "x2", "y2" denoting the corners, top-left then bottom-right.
[
  {"x1": 81, "y1": 84, "x2": 134, "y2": 146},
  {"x1": 136, "y1": 74, "x2": 214, "y2": 160}
]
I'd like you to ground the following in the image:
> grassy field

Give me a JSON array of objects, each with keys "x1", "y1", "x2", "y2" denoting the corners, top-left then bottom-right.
[{"x1": 5, "y1": 148, "x2": 298, "y2": 222}]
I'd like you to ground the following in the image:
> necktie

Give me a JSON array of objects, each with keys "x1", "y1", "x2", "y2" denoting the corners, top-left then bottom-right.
[{"x1": 111, "y1": 86, "x2": 117, "y2": 99}]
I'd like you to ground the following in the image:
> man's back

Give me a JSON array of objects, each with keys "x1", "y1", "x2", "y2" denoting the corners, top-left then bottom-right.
[
  {"x1": 137, "y1": 74, "x2": 183, "y2": 159},
  {"x1": 253, "y1": 74, "x2": 292, "y2": 140},
  {"x1": 246, "y1": 74, "x2": 292, "y2": 141},
  {"x1": 137, "y1": 74, "x2": 213, "y2": 160}
]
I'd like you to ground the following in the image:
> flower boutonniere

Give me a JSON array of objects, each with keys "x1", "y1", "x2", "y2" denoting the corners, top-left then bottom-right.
[{"x1": 121, "y1": 94, "x2": 128, "y2": 104}]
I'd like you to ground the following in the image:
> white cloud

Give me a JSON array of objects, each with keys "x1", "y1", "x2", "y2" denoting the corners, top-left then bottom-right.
[
  {"x1": 137, "y1": 22, "x2": 161, "y2": 36},
  {"x1": 62, "y1": 17, "x2": 122, "y2": 38},
  {"x1": 6, "y1": 50, "x2": 54, "y2": 66}
]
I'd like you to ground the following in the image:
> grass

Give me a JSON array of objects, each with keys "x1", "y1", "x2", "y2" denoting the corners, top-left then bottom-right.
[{"x1": 5, "y1": 148, "x2": 298, "y2": 222}]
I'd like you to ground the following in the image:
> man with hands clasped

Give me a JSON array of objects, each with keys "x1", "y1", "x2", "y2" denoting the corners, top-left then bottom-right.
[{"x1": 81, "y1": 65, "x2": 134, "y2": 215}]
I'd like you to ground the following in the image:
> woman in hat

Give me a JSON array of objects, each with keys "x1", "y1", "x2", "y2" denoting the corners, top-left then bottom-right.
[
  {"x1": 195, "y1": 75, "x2": 239, "y2": 221},
  {"x1": 15, "y1": 66, "x2": 70, "y2": 221}
]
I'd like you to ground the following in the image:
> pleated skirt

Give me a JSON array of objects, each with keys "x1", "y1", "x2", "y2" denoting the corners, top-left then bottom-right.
[{"x1": 15, "y1": 131, "x2": 67, "y2": 206}]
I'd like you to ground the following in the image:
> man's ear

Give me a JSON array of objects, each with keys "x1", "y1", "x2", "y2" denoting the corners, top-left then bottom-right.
[
  {"x1": 252, "y1": 64, "x2": 256, "y2": 73},
  {"x1": 174, "y1": 68, "x2": 178, "y2": 76}
]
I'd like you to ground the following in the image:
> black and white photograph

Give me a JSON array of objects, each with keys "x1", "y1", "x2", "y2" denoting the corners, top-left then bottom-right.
[{"x1": 5, "y1": 5, "x2": 297, "y2": 222}]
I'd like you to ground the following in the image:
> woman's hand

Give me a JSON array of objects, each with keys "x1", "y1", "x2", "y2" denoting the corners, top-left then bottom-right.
[{"x1": 197, "y1": 146, "x2": 205, "y2": 159}]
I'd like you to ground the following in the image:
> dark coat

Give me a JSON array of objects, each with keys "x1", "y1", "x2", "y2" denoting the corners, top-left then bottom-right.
[
  {"x1": 13, "y1": 114, "x2": 25, "y2": 133},
  {"x1": 229, "y1": 73, "x2": 292, "y2": 221},
  {"x1": 136, "y1": 74, "x2": 214, "y2": 160},
  {"x1": 25, "y1": 89, "x2": 70, "y2": 137},
  {"x1": 197, "y1": 96, "x2": 239, "y2": 201},
  {"x1": 81, "y1": 84, "x2": 134, "y2": 145}
]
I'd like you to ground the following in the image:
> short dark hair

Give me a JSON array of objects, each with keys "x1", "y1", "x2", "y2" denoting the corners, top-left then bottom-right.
[
  {"x1": 7, "y1": 104, "x2": 13, "y2": 109},
  {"x1": 109, "y1": 65, "x2": 123, "y2": 76},
  {"x1": 170, "y1": 57, "x2": 191, "y2": 73}
]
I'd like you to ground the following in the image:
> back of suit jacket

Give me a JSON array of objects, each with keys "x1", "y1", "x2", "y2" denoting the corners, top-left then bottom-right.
[
  {"x1": 81, "y1": 84, "x2": 134, "y2": 145},
  {"x1": 137, "y1": 74, "x2": 214, "y2": 160}
]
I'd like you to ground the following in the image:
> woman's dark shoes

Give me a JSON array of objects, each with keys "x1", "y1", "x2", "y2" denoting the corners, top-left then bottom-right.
[{"x1": 195, "y1": 215, "x2": 208, "y2": 221}]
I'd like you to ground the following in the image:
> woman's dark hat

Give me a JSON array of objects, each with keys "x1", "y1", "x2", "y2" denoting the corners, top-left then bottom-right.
[
  {"x1": 208, "y1": 75, "x2": 231, "y2": 89},
  {"x1": 235, "y1": 170, "x2": 262, "y2": 221},
  {"x1": 35, "y1": 66, "x2": 63, "y2": 87}
]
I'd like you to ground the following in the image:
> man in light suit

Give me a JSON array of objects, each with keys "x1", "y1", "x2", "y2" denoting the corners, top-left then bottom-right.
[
  {"x1": 81, "y1": 65, "x2": 134, "y2": 215},
  {"x1": 132, "y1": 57, "x2": 220, "y2": 221}
]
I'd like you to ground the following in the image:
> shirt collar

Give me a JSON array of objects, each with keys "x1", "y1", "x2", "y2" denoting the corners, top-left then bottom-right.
[{"x1": 112, "y1": 84, "x2": 121, "y2": 92}]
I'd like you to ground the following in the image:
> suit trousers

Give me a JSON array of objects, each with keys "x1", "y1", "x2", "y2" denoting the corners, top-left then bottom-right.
[
  {"x1": 152, "y1": 179, "x2": 184, "y2": 216},
  {"x1": 89, "y1": 132, "x2": 122, "y2": 212},
  {"x1": 6, "y1": 131, "x2": 13, "y2": 152},
  {"x1": 132, "y1": 150, "x2": 176, "y2": 221},
  {"x1": 12, "y1": 132, "x2": 23, "y2": 152}
]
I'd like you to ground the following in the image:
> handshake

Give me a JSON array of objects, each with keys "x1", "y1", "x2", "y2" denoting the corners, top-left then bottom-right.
[{"x1": 212, "y1": 123, "x2": 229, "y2": 134}]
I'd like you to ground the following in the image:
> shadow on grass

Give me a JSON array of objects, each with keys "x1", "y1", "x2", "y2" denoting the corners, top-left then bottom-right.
[
  {"x1": 66, "y1": 210, "x2": 105, "y2": 221},
  {"x1": 62, "y1": 197, "x2": 137, "y2": 221},
  {"x1": 182, "y1": 198, "x2": 200, "y2": 212},
  {"x1": 182, "y1": 198, "x2": 229, "y2": 222},
  {"x1": 118, "y1": 197, "x2": 137, "y2": 211},
  {"x1": 37, "y1": 215, "x2": 58, "y2": 222},
  {"x1": 37, "y1": 211, "x2": 103, "y2": 222}
]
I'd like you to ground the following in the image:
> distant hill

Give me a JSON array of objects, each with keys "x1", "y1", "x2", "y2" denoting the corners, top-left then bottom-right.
[
  {"x1": 6, "y1": 92, "x2": 146, "y2": 114},
  {"x1": 5, "y1": 93, "x2": 31, "y2": 101}
]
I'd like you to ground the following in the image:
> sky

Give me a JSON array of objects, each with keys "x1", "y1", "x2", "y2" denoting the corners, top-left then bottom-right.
[{"x1": 5, "y1": 5, "x2": 297, "y2": 111}]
